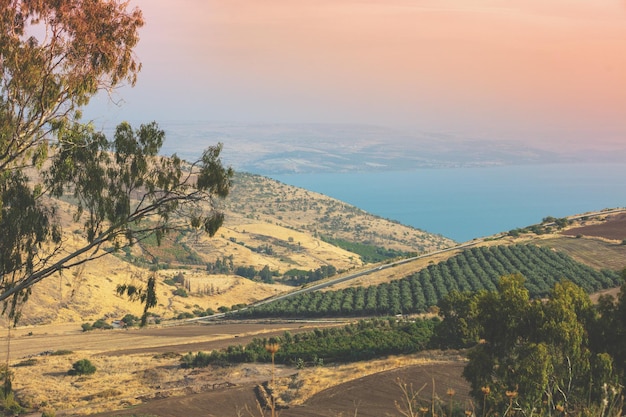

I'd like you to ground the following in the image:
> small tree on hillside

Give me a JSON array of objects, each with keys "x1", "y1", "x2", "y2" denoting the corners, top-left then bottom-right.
[{"x1": 68, "y1": 359, "x2": 96, "y2": 376}]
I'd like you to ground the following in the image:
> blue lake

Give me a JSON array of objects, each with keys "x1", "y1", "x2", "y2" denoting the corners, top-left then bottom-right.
[{"x1": 272, "y1": 163, "x2": 626, "y2": 243}]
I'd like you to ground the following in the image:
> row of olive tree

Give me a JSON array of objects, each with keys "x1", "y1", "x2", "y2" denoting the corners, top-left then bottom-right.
[{"x1": 236, "y1": 245, "x2": 619, "y2": 319}]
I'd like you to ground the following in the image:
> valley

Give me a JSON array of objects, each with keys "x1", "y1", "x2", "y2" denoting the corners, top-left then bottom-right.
[{"x1": 2, "y1": 172, "x2": 624, "y2": 416}]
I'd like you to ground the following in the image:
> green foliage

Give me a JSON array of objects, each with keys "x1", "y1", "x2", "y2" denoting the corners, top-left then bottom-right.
[
  {"x1": 321, "y1": 236, "x2": 408, "y2": 263},
  {"x1": 68, "y1": 359, "x2": 96, "y2": 376},
  {"x1": 509, "y1": 217, "x2": 571, "y2": 237},
  {"x1": 259, "y1": 265, "x2": 274, "y2": 284},
  {"x1": 137, "y1": 233, "x2": 204, "y2": 266},
  {"x1": 441, "y1": 276, "x2": 619, "y2": 415},
  {"x1": 0, "y1": 3, "x2": 233, "y2": 318},
  {"x1": 0, "y1": 391, "x2": 22, "y2": 415},
  {"x1": 431, "y1": 290, "x2": 481, "y2": 349},
  {"x1": 206, "y1": 255, "x2": 234, "y2": 274},
  {"x1": 117, "y1": 275, "x2": 158, "y2": 326},
  {"x1": 173, "y1": 288, "x2": 188, "y2": 297},
  {"x1": 121, "y1": 314, "x2": 141, "y2": 327},
  {"x1": 238, "y1": 244, "x2": 620, "y2": 319},
  {"x1": 180, "y1": 318, "x2": 437, "y2": 368},
  {"x1": 80, "y1": 318, "x2": 113, "y2": 331},
  {"x1": 282, "y1": 265, "x2": 338, "y2": 286}
]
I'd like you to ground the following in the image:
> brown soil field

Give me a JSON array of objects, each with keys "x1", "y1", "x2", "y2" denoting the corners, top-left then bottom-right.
[
  {"x1": 92, "y1": 357, "x2": 469, "y2": 417},
  {"x1": 562, "y1": 212, "x2": 626, "y2": 241},
  {"x1": 288, "y1": 361, "x2": 469, "y2": 417},
  {"x1": 537, "y1": 237, "x2": 626, "y2": 272}
]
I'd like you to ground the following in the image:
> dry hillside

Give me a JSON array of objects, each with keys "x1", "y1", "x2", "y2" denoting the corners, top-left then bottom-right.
[{"x1": 8, "y1": 172, "x2": 454, "y2": 326}]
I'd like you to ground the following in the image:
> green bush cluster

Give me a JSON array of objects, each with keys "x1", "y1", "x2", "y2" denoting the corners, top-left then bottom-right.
[
  {"x1": 320, "y1": 236, "x2": 409, "y2": 263},
  {"x1": 81, "y1": 318, "x2": 113, "y2": 332},
  {"x1": 180, "y1": 317, "x2": 437, "y2": 368}
]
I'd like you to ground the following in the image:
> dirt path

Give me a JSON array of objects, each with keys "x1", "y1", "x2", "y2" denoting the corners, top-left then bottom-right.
[{"x1": 2, "y1": 321, "x2": 343, "y2": 360}]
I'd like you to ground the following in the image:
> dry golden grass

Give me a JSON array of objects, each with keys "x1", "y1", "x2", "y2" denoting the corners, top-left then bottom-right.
[
  {"x1": 205, "y1": 221, "x2": 362, "y2": 273},
  {"x1": 10, "y1": 342, "x2": 464, "y2": 416},
  {"x1": 13, "y1": 351, "x2": 156, "y2": 414},
  {"x1": 224, "y1": 173, "x2": 456, "y2": 254}
]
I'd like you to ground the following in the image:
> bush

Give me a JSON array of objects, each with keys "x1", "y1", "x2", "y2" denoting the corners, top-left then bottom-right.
[
  {"x1": 173, "y1": 288, "x2": 188, "y2": 297},
  {"x1": 68, "y1": 359, "x2": 96, "y2": 376},
  {"x1": 0, "y1": 391, "x2": 22, "y2": 414},
  {"x1": 91, "y1": 319, "x2": 113, "y2": 330},
  {"x1": 176, "y1": 312, "x2": 194, "y2": 320},
  {"x1": 121, "y1": 314, "x2": 140, "y2": 327},
  {"x1": 81, "y1": 322, "x2": 93, "y2": 332}
]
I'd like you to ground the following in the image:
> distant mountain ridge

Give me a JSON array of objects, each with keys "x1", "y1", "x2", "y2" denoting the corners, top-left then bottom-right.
[{"x1": 142, "y1": 121, "x2": 626, "y2": 174}]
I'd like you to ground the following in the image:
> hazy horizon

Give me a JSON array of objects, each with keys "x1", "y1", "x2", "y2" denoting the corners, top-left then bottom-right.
[{"x1": 85, "y1": 1, "x2": 626, "y2": 153}]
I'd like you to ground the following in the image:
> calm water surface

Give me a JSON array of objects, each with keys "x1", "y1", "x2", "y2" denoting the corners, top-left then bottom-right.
[{"x1": 272, "y1": 163, "x2": 626, "y2": 242}]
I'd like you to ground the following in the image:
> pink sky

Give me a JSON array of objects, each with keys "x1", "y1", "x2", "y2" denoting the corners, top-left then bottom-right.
[{"x1": 86, "y1": 0, "x2": 626, "y2": 148}]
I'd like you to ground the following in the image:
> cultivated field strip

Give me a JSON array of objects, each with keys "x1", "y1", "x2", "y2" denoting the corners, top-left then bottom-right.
[{"x1": 237, "y1": 244, "x2": 621, "y2": 318}]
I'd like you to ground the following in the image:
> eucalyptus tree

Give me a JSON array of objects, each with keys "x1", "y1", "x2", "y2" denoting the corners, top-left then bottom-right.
[{"x1": 0, "y1": 1, "x2": 233, "y2": 320}]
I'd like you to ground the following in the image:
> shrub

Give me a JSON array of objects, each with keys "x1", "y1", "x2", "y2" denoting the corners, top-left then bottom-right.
[
  {"x1": 14, "y1": 358, "x2": 37, "y2": 367},
  {"x1": 173, "y1": 288, "x2": 188, "y2": 297},
  {"x1": 91, "y1": 319, "x2": 113, "y2": 330},
  {"x1": 121, "y1": 314, "x2": 140, "y2": 327},
  {"x1": 0, "y1": 391, "x2": 22, "y2": 414},
  {"x1": 68, "y1": 359, "x2": 96, "y2": 376},
  {"x1": 50, "y1": 350, "x2": 73, "y2": 356},
  {"x1": 176, "y1": 312, "x2": 194, "y2": 320}
]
